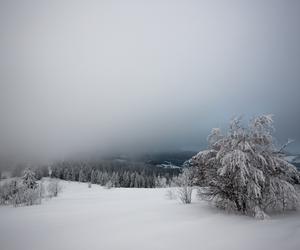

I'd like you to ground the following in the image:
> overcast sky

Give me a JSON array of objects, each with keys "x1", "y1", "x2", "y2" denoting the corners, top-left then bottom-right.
[{"x1": 1, "y1": 0, "x2": 300, "y2": 161}]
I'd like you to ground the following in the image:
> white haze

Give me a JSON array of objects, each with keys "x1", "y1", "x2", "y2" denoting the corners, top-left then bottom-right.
[{"x1": 1, "y1": 0, "x2": 300, "y2": 161}]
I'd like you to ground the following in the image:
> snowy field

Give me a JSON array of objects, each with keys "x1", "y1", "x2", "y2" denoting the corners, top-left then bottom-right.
[{"x1": 0, "y1": 180, "x2": 300, "y2": 250}]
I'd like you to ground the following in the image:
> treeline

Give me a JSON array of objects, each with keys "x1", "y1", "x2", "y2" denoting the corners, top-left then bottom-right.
[{"x1": 50, "y1": 160, "x2": 181, "y2": 188}]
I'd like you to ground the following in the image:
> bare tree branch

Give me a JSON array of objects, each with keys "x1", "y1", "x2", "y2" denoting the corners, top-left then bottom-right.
[{"x1": 277, "y1": 139, "x2": 294, "y2": 154}]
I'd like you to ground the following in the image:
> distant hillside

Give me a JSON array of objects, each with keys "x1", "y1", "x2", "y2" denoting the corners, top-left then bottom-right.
[{"x1": 139, "y1": 151, "x2": 197, "y2": 167}]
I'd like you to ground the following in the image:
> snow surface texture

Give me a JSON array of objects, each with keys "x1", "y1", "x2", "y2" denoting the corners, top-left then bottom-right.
[{"x1": 0, "y1": 180, "x2": 299, "y2": 250}]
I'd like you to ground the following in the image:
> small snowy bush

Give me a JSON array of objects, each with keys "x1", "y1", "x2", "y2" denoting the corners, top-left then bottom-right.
[
  {"x1": 176, "y1": 168, "x2": 193, "y2": 204},
  {"x1": 13, "y1": 186, "x2": 41, "y2": 206},
  {"x1": 0, "y1": 181, "x2": 15, "y2": 205},
  {"x1": 155, "y1": 176, "x2": 167, "y2": 188},
  {"x1": 165, "y1": 188, "x2": 177, "y2": 200},
  {"x1": 192, "y1": 115, "x2": 300, "y2": 219},
  {"x1": 47, "y1": 179, "x2": 62, "y2": 197},
  {"x1": 105, "y1": 180, "x2": 113, "y2": 189}
]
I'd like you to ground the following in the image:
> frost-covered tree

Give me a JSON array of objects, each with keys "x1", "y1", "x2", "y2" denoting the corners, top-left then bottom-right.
[
  {"x1": 71, "y1": 168, "x2": 77, "y2": 181},
  {"x1": 111, "y1": 172, "x2": 119, "y2": 187},
  {"x1": 22, "y1": 168, "x2": 38, "y2": 189},
  {"x1": 101, "y1": 172, "x2": 109, "y2": 186},
  {"x1": 192, "y1": 115, "x2": 300, "y2": 219},
  {"x1": 130, "y1": 173, "x2": 136, "y2": 188},
  {"x1": 122, "y1": 171, "x2": 130, "y2": 187},
  {"x1": 47, "y1": 179, "x2": 62, "y2": 197},
  {"x1": 63, "y1": 168, "x2": 72, "y2": 181},
  {"x1": 78, "y1": 169, "x2": 86, "y2": 183},
  {"x1": 96, "y1": 170, "x2": 102, "y2": 184},
  {"x1": 90, "y1": 170, "x2": 97, "y2": 184},
  {"x1": 176, "y1": 168, "x2": 193, "y2": 204}
]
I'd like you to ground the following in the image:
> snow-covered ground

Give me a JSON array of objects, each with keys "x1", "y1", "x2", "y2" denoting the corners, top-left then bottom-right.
[{"x1": 0, "y1": 180, "x2": 300, "y2": 250}]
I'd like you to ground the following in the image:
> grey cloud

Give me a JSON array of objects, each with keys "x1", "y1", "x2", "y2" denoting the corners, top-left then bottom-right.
[{"x1": 1, "y1": 0, "x2": 300, "y2": 162}]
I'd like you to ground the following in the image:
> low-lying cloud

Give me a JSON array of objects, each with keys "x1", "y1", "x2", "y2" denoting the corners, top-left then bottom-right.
[{"x1": 1, "y1": 0, "x2": 300, "y2": 162}]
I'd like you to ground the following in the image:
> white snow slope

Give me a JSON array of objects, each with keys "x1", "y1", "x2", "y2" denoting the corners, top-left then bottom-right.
[{"x1": 0, "y1": 180, "x2": 299, "y2": 250}]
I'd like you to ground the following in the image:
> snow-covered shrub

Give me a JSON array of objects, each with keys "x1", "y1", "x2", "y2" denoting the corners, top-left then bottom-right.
[
  {"x1": 176, "y1": 168, "x2": 193, "y2": 204},
  {"x1": 47, "y1": 179, "x2": 62, "y2": 197},
  {"x1": 0, "y1": 178, "x2": 42, "y2": 207},
  {"x1": 192, "y1": 115, "x2": 300, "y2": 219},
  {"x1": 105, "y1": 180, "x2": 113, "y2": 189},
  {"x1": 0, "y1": 181, "x2": 15, "y2": 205},
  {"x1": 13, "y1": 186, "x2": 41, "y2": 206},
  {"x1": 38, "y1": 179, "x2": 46, "y2": 199},
  {"x1": 155, "y1": 176, "x2": 167, "y2": 188},
  {"x1": 165, "y1": 188, "x2": 177, "y2": 200}
]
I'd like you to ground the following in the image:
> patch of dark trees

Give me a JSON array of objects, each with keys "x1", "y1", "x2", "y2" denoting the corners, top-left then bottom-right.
[{"x1": 39, "y1": 160, "x2": 181, "y2": 188}]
